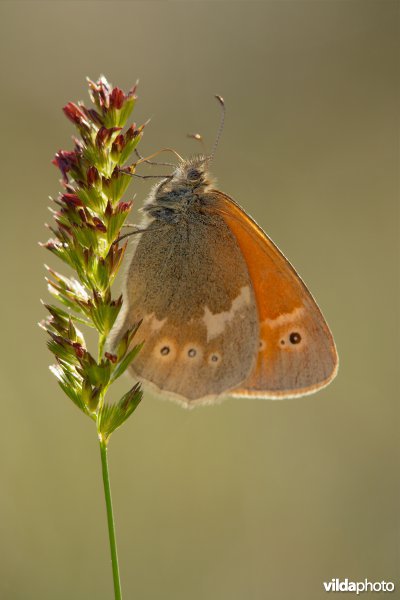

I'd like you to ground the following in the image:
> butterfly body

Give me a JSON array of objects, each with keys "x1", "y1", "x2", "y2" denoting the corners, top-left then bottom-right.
[{"x1": 112, "y1": 157, "x2": 338, "y2": 406}]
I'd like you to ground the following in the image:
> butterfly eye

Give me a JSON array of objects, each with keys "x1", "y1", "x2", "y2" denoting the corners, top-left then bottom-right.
[{"x1": 187, "y1": 168, "x2": 201, "y2": 182}]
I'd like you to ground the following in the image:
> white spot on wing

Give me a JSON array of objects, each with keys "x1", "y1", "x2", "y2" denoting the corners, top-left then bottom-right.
[
  {"x1": 202, "y1": 286, "x2": 251, "y2": 341},
  {"x1": 263, "y1": 306, "x2": 305, "y2": 328},
  {"x1": 144, "y1": 313, "x2": 167, "y2": 333}
]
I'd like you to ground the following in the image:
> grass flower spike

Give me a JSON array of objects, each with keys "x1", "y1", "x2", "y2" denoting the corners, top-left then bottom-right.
[{"x1": 41, "y1": 76, "x2": 146, "y2": 599}]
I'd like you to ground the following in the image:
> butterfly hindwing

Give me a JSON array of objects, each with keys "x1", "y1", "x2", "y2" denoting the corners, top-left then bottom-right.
[{"x1": 112, "y1": 215, "x2": 259, "y2": 403}]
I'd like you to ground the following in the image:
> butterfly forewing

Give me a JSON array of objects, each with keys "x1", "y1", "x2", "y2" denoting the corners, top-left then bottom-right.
[{"x1": 210, "y1": 191, "x2": 338, "y2": 398}]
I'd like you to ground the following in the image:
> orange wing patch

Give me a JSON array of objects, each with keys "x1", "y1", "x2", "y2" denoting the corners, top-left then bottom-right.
[{"x1": 210, "y1": 191, "x2": 338, "y2": 398}]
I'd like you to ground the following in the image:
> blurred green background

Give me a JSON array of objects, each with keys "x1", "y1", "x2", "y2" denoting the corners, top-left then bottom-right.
[{"x1": 0, "y1": 1, "x2": 398, "y2": 599}]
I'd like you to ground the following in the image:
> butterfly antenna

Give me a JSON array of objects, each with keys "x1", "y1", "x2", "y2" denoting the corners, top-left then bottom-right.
[
  {"x1": 209, "y1": 95, "x2": 225, "y2": 164},
  {"x1": 187, "y1": 132, "x2": 207, "y2": 155}
]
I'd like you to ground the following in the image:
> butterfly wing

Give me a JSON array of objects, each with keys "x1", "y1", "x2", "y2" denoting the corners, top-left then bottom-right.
[
  {"x1": 209, "y1": 191, "x2": 338, "y2": 398},
  {"x1": 112, "y1": 215, "x2": 259, "y2": 405}
]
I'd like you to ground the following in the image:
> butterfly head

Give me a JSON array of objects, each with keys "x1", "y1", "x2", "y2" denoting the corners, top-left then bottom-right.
[
  {"x1": 170, "y1": 156, "x2": 214, "y2": 191},
  {"x1": 143, "y1": 156, "x2": 216, "y2": 223}
]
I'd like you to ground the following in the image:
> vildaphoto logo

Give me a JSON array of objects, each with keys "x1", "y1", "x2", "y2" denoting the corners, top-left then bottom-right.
[{"x1": 323, "y1": 579, "x2": 395, "y2": 594}]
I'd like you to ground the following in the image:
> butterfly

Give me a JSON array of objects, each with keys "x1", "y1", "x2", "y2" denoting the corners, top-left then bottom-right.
[{"x1": 111, "y1": 100, "x2": 338, "y2": 406}]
